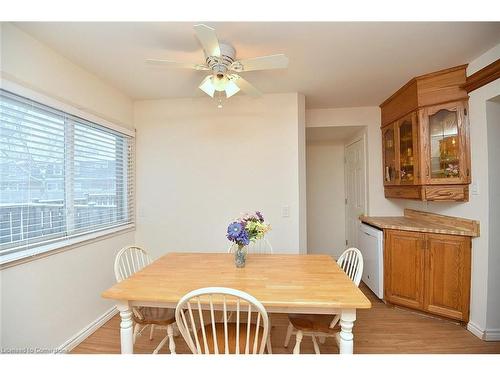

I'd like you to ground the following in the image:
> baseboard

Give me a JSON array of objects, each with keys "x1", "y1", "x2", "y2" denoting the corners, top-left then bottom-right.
[
  {"x1": 57, "y1": 306, "x2": 118, "y2": 353},
  {"x1": 484, "y1": 329, "x2": 500, "y2": 341},
  {"x1": 467, "y1": 321, "x2": 485, "y2": 340},
  {"x1": 467, "y1": 321, "x2": 500, "y2": 341}
]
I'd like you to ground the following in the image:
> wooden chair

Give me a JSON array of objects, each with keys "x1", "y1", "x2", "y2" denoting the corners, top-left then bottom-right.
[
  {"x1": 227, "y1": 238, "x2": 273, "y2": 254},
  {"x1": 175, "y1": 287, "x2": 270, "y2": 354},
  {"x1": 283, "y1": 247, "x2": 364, "y2": 354},
  {"x1": 114, "y1": 246, "x2": 176, "y2": 354}
]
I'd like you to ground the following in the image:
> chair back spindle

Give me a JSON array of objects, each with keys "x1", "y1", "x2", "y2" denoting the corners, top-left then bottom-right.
[{"x1": 337, "y1": 247, "x2": 364, "y2": 286}]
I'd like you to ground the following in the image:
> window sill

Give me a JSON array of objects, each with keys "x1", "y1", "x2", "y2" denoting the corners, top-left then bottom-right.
[{"x1": 0, "y1": 224, "x2": 135, "y2": 270}]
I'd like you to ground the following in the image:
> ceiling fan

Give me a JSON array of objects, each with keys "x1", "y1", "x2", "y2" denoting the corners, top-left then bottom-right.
[{"x1": 146, "y1": 24, "x2": 289, "y2": 106}]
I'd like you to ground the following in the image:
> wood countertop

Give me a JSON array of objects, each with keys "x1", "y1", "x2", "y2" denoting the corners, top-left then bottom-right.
[{"x1": 360, "y1": 209, "x2": 480, "y2": 237}]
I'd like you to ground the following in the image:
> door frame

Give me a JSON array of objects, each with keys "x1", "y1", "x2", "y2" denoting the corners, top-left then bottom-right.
[{"x1": 344, "y1": 132, "x2": 368, "y2": 247}]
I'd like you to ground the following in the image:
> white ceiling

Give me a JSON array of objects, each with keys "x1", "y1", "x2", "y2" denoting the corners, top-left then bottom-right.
[{"x1": 14, "y1": 22, "x2": 500, "y2": 108}]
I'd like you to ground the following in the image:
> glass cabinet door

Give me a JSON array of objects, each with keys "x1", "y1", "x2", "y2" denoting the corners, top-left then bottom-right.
[
  {"x1": 428, "y1": 106, "x2": 461, "y2": 181},
  {"x1": 383, "y1": 124, "x2": 397, "y2": 185},
  {"x1": 398, "y1": 114, "x2": 417, "y2": 184}
]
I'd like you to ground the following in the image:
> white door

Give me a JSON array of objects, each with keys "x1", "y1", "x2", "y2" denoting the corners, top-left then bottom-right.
[{"x1": 344, "y1": 137, "x2": 367, "y2": 249}]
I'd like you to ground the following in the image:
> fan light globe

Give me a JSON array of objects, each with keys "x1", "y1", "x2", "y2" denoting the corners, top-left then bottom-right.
[
  {"x1": 225, "y1": 79, "x2": 240, "y2": 98},
  {"x1": 213, "y1": 74, "x2": 228, "y2": 92},
  {"x1": 199, "y1": 76, "x2": 216, "y2": 97}
]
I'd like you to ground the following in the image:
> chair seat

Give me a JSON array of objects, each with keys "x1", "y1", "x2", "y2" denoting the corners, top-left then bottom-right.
[
  {"x1": 196, "y1": 322, "x2": 265, "y2": 354},
  {"x1": 133, "y1": 306, "x2": 175, "y2": 326},
  {"x1": 288, "y1": 314, "x2": 340, "y2": 334}
]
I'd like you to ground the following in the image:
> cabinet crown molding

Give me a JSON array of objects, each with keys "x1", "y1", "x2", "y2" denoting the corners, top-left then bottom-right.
[
  {"x1": 380, "y1": 65, "x2": 469, "y2": 127},
  {"x1": 461, "y1": 58, "x2": 500, "y2": 93}
]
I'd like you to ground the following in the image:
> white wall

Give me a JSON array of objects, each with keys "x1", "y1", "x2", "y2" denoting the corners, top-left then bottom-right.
[
  {"x1": 486, "y1": 98, "x2": 500, "y2": 337},
  {"x1": 0, "y1": 23, "x2": 135, "y2": 350},
  {"x1": 0, "y1": 232, "x2": 134, "y2": 350},
  {"x1": 306, "y1": 141, "x2": 345, "y2": 257},
  {"x1": 134, "y1": 93, "x2": 306, "y2": 258},
  {"x1": 297, "y1": 94, "x2": 307, "y2": 253},
  {"x1": 306, "y1": 106, "x2": 400, "y2": 216}
]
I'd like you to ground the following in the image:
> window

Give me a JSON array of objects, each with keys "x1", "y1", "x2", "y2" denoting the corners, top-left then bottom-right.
[{"x1": 0, "y1": 89, "x2": 135, "y2": 259}]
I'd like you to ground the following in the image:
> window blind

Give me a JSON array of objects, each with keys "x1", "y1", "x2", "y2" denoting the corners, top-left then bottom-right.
[{"x1": 0, "y1": 89, "x2": 134, "y2": 256}]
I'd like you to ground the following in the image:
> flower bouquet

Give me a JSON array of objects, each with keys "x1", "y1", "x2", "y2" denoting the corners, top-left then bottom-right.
[
  {"x1": 226, "y1": 211, "x2": 271, "y2": 268},
  {"x1": 445, "y1": 163, "x2": 459, "y2": 177}
]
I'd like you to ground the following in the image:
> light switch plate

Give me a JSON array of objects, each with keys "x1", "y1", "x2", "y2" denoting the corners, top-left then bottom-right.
[
  {"x1": 282, "y1": 205, "x2": 290, "y2": 218},
  {"x1": 471, "y1": 182, "x2": 479, "y2": 195}
]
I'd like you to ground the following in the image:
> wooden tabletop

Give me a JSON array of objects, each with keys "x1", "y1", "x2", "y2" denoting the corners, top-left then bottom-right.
[{"x1": 102, "y1": 252, "x2": 371, "y2": 311}]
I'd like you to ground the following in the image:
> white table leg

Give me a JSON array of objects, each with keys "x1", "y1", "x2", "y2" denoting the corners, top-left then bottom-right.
[
  {"x1": 117, "y1": 301, "x2": 134, "y2": 354},
  {"x1": 338, "y1": 309, "x2": 356, "y2": 354},
  {"x1": 293, "y1": 330, "x2": 303, "y2": 354},
  {"x1": 284, "y1": 322, "x2": 294, "y2": 347},
  {"x1": 311, "y1": 335, "x2": 321, "y2": 354},
  {"x1": 167, "y1": 324, "x2": 176, "y2": 354}
]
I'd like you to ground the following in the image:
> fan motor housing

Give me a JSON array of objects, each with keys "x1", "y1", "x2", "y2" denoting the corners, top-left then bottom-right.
[{"x1": 206, "y1": 42, "x2": 235, "y2": 76}]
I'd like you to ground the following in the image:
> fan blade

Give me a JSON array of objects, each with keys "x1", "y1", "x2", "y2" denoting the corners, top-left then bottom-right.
[
  {"x1": 193, "y1": 24, "x2": 221, "y2": 57},
  {"x1": 235, "y1": 54, "x2": 288, "y2": 72},
  {"x1": 145, "y1": 59, "x2": 209, "y2": 70},
  {"x1": 231, "y1": 75, "x2": 261, "y2": 97}
]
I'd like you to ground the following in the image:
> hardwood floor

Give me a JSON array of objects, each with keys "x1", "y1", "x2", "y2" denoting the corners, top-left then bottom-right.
[{"x1": 72, "y1": 284, "x2": 500, "y2": 354}]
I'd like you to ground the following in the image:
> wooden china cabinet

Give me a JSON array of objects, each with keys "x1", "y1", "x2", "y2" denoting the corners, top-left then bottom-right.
[{"x1": 380, "y1": 65, "x2": 471, "y2": 201}]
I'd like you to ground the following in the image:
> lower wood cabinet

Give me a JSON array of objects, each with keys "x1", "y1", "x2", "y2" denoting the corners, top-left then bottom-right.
[
  {"x1": 384, "y1": 230, "x2": 425, "y2": 310},
  {"x1": 384, "y1": 229, "x2": 471, "y2": 322},
  {"x1": 424, "y1": 233, "x2": 471, "y2": 321}
]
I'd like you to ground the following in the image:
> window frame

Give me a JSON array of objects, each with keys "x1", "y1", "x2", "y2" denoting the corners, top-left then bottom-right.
[{"x1": 0, "y1": 80, "x2": 135, "y2": 267}]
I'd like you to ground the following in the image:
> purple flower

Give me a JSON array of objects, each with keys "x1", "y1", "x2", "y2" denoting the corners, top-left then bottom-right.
[
  {"x1": 240, "y1": 211, "x2": 263, "y2": 223},
  {"x1": 236, "y1": 229, "x2": 250, "y2": 246},
  {"x1": 227, "y1": 222, "x2": 243, "y2": 241},
  {"x1": 227, "y1": 221, "x2": 250, "y2": 246}
]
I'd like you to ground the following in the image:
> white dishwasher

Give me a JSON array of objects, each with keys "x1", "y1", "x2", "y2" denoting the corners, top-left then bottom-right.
[{"x1": 357, "y1": 222, "x2": 384, "y2": 299}]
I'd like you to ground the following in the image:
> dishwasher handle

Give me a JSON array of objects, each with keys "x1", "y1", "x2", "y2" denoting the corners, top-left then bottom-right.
[{"x1": 360, "y1": 229, "x2": 373, "y2": 237}]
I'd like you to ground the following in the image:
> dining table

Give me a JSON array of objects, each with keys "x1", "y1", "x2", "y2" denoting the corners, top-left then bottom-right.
[{"x1": 101, "y1": 252, "x2": 371, "y2": 354}]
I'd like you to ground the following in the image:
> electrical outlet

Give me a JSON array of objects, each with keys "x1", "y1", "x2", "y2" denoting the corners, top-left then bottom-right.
[{"x1": 282, "y1": 205, "x2": 290, "y2": 218}]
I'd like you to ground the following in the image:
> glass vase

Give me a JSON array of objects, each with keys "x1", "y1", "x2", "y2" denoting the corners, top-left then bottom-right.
[{"x1": 234, "y1": 245, "x2": 248, "y2": 268}]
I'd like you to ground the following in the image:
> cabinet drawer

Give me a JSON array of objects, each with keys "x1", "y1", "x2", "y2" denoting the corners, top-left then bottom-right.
[
  {"x1": 384, "y1": 186, "x2": 423, "y2": 200},
  {"x1": 424, "y1": 185, "x2": 468, "y2": 202}
]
